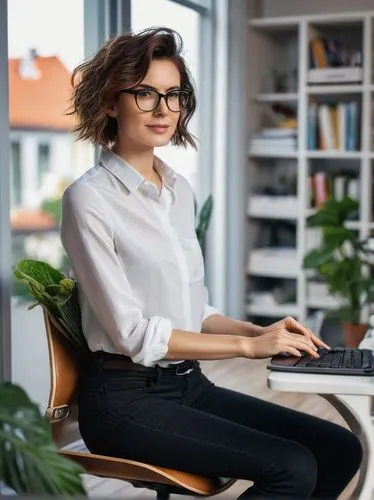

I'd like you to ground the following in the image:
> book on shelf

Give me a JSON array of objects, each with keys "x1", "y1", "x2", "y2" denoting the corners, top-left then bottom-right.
[
  {"x1": 310, "y1": 36, "x2": 362, "y2": 69},
  {"x1": 308, "y1": 171, "x2": 360, "y2": 208},
  {"x1": 249, "y1": 127, "x2": 297, "y2": 154},
  {"x1": 307, "y1": 101, "x2": 358, "y2": 151},
  {"x1": 308, "y1": 36, "x2": 362, "y2": 84}
]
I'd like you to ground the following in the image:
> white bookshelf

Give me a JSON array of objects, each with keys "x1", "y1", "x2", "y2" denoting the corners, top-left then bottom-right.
[{"x1": 245, "y1": 7, "x2": 374, "y2": 324}]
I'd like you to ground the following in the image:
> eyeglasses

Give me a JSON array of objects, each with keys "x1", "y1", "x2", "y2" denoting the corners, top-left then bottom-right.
[{"x1": 119, "y1": 88, "x2": 191, "y2": 112}]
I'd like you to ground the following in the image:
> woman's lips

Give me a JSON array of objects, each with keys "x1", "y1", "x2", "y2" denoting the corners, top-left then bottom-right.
[{"x1": 147, "y1": 125, "x2": 170, "y2": 134}]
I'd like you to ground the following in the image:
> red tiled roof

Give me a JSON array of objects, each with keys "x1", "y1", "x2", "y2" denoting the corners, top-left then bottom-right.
[
  {"x1": 11, "y1": 209, "x2": 57, "y2": 232},
  {"x1": 9, "y1": 55, "x2": 75, "y2": 131}
]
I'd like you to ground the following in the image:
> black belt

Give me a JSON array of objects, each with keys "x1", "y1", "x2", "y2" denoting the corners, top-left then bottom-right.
[{"x1": 90, "y1": 351, "x2": 199, "y2": 376}]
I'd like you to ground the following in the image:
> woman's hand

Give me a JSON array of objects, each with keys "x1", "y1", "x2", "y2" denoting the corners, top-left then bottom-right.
[{"x1": 245, "y1": 316, "x2": 330, "y2": 360}]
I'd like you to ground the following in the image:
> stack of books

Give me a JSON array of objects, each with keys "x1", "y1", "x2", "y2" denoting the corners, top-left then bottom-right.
[
  {"x1": 247, "y1": 247, "x2": 298, "y2": 277},
  {"x1": 307, "y1": 101, "x2": 359, "y2": 151},
  {"x1": 249, "y1": 128, "x2": 297, "y2": 155}
]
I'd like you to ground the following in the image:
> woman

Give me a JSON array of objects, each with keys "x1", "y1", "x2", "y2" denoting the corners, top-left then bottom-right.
[{"x1": 61, "y1": 27, "x2": 362, "y2": 498}]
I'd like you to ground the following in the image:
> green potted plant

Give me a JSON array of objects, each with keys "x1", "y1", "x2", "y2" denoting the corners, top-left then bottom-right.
[
  {"x1": 0, "y1": 381, "x2": 85, "y2": 496},
  {"x1": 303, "y1": 196, "x2": 374, "y2": 347},
  {"x1": 195, "y1": 194, "x2": 213, "y2": 257}
]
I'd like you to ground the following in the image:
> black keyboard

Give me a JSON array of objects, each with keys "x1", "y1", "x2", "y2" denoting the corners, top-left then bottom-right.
[{"x1": 268, "y1": 348, "x2": 374, "y2": 376}]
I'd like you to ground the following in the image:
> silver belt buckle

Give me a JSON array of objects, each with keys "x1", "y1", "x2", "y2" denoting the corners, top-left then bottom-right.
[{"x1": 176, "y1": 362, "x2": 195, "y2": 376}]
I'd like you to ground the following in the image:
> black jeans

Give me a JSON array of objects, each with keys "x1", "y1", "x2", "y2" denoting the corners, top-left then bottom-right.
[{"x1": 77, "y1": 358, "x2": 362, "y2": 499}]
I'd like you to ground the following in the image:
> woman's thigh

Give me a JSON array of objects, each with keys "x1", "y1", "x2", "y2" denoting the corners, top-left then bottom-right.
[
  {"x1": 195, "y1": 384, "x2": 362, "y2": 497},
  {"x1": 91, "y1": 391, "x2": 316, "y2": 491},
  {"x1": 195, "y1": 384, "x2": 358, "y2": 453}
]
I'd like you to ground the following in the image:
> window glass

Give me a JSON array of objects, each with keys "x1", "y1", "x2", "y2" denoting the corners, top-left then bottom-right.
[{"x1": 7, "y1": 0, "x2": 90, "y2": 407}]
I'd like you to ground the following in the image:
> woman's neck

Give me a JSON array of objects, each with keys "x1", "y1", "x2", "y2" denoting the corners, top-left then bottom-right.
[
  {"x1": 112, "y1": 142, "x2": 155, "y2": 180},
  {"x1": 112, "y1": 141, "x2": 162, "y2": 194}
]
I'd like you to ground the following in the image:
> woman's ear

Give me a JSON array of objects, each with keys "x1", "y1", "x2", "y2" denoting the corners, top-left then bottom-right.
[{"x1": 107, "y1": 104, "x2": 118, "y2": 118}]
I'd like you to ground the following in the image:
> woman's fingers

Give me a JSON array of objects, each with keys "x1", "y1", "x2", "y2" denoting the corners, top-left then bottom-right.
[
  {"x1": 284, "y1": 316, "x2": 329, "y2": 350},
  {"x1": 285, "y1": 347, "x2": 303, "y2": 358},
  {"x1": 309, "y1": 331, "x2": 331, "y2": 350},
  {"x1": 284, "y1": 316, "x2": 311, "y2": 338},
  {"x1": 283, "y1": 331, "x2": 319, "y2": 358}
]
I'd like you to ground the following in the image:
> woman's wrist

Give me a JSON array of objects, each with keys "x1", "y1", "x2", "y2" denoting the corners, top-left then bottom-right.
[
  {"x1": 238, "y1": 336, "x2": 255, "y2": 358},
  {"x1": 244, "y1": 321, "x2": 264, "y2": 337}
]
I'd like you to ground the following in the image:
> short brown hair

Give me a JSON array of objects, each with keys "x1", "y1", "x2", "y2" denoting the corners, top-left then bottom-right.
[{"x1": 69, "y1": 27, "x2": 197, "y2": 150}]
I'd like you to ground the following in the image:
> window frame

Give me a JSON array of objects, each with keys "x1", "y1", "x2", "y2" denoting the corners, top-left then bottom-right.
[{"x1": 0, "y1": 0, "x2": 11, "y2": 381}]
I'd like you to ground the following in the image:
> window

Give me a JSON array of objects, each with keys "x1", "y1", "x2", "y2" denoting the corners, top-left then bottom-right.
[
  {"x1": 7, "y1": 0, "x2": 87, "y2": 407},
  {"x1": 37, "y1": 143, "x2": 50, "y2": 188},
  {"x1": 10, "y1": 141, "x2": 21, "y2": 206},
  {"x1": 131, "y1": 0, "x2": 200, "y2": 190}
]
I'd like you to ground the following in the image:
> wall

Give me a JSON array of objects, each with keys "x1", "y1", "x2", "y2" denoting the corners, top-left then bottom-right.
[{"x1": 261, "y1": 0, "x2": 374, "y2": 17}]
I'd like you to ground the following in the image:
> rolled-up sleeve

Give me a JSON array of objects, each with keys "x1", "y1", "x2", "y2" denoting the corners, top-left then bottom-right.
[
  {"x1": 202, "y1": 286, "x2": 223, "y2": 322},
  {"x1": 60, "y1": 182, "x2": 172, "y2": 367}
]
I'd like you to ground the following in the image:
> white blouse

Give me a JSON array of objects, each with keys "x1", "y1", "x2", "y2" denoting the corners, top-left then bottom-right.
[{"x1": 60, "y1": 149, "x2": 221, "y2": 367}]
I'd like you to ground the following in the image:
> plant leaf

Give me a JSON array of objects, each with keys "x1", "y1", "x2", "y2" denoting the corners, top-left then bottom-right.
[
  {"x1": 0, "y1": 382, "x2": 85, "y2": 495},
  {"x1": 303, "y1": 248, "x2": 332, "y2": 268}
]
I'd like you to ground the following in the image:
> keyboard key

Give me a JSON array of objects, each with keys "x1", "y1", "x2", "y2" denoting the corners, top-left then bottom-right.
[
  {"x1": 363, "y1": 350, "x2": 372, "y2": 369},
  {"x1": 353, "y1": 351, "x2": 362, "y2": 369}
]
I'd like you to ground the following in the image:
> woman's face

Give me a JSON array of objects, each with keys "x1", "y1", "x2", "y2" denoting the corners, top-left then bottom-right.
[{"x1": 109, "y1": 58, "x2": 182, "y2": 150}]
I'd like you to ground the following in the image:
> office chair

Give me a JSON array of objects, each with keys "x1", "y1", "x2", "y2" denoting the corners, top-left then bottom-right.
[{"x1": 43, "y1": 310, "x2": 237, "y2": 499}]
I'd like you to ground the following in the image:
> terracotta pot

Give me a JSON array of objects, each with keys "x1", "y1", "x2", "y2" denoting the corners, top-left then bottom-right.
[{"x1": 342, "y1": 323, "x2": 368, "y2": 348}]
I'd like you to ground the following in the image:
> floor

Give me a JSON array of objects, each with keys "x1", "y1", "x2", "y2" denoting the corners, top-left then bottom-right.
[{"x1": 80, "y1": 357, "x2": 361, "y2": 499}]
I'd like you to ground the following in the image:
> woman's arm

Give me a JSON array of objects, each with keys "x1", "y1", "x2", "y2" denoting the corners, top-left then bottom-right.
[
  {"x1": 165, "y1": 325, "x2": 320, "y2": 361},
  {"x1": 190, "y1": 314, "x2": 329, "y2": 361},
  {"x1": 202, "y1": 313, "x2": 263, "y2": 337}
]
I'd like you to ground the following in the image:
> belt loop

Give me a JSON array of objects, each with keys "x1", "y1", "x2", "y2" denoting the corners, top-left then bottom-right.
[
  {"x1": 176, "y1": 361, "x2": 196, "y2": 376},
  {"x1": 155, "y1": 364, "x2": 163, "y2": 383}
]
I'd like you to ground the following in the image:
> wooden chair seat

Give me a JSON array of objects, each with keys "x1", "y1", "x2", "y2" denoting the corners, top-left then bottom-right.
[
  {"x1": 59, "y1": 449, "x2": 235, "y2": 496},
  {"x1": 43, "y1": 310, "x2": 237, "y2": 498}
]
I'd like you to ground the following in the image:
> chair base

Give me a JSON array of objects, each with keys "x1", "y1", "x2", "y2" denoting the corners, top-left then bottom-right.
[
  {"x1": 156, "y1": 490, "x2": 170, "y2": 500},
  {"x1": 131, "y1": 480, "x2": 203, "y2": 498}
]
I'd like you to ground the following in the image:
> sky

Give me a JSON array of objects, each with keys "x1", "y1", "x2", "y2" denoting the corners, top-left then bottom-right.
[{"x1": 7, "y1": 0, "x2": 85, "y2": 71}]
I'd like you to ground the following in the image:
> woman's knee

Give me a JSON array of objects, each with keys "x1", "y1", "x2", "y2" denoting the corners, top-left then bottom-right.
[
  {"x1": 337, "y1": 428, "x2": 363, "y2": 476},
  {"x1": 255, "y1": 442, "x2": 317, "y2": 497},
  {"x1": 284, "y1": 444, "x2": 317, "y2": 496}
]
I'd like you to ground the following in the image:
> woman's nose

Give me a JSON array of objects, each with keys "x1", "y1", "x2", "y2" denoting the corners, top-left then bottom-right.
[{"x1": 154, "y1": 96, "x2": 168, "y2": 115}]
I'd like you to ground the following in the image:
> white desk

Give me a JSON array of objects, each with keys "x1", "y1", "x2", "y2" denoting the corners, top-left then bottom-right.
[{"x1": 267, "y1": 371, "x2": 374, "y2": 500}]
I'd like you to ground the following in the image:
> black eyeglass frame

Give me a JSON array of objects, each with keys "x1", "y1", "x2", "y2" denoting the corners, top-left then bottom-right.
[{"x1": 118, "y1": 88, "x2": 191, "y2": 112}]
